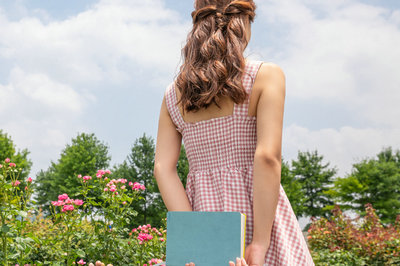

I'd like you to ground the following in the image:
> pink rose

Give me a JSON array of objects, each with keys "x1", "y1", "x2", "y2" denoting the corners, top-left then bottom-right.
[
  {"x1": 65, "y1": 198, "x2": 74, "y2": 204},
  {"x1": 51, "y1": 200, "x2": 64, "y2": 206},
  {"x1": 129, "y1": 182, "x2": 133, "y2": 186},
  {"x1": 96, "y1": 169, "x2": 105, "y2": 178},
  {"x1": 9, "y1": 162, "x2": 16, "y2": 167},
  {"x1": 5, "y1": 158, "x2": 10, "y2": 163},
  {"x1": 121, "y1": 185, "x2": 126, "y2": 190},
  {"x1": 58, "y1": 193, "x2": 69, "y2": 201},
  {"x1": 12, "y1": 180, "x2": 21, "y2": 186},
  {"x1": 62, "y1": 205, "x2": 74, "y2": 212},
  {"x1": 83, "y1": 175, "x2": 92, "y2": 181},
  {"x1": 137, "y1": 233, "x2": 153, "y2": 242},
  {"x1": 27, "y1": 177, "x2": 33, "y2": 183},
  {"x1": 74, "y1": 199, "x2": 84, "y2": 206},
  {"x1": 77, "y1": 174, "x2": 82, "y2": 178},
  {"x1": 77, "y1": 259, "x2": 86, "y2": 265}
]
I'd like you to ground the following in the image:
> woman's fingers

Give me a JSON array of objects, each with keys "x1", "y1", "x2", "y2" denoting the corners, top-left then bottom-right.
[
  {"x1": 185, "y1": 263, "x2": 195, "y2": 266},
  {"x1": 229, "y1": 257, "x2": 248, "y2": 266}
]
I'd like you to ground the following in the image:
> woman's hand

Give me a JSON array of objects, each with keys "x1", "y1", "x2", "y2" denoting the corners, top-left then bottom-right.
[
  {"x1": 244, "y1": 241, "x2": 269, "y2": 266},
  {"x1": 185, "y1": 257, "x2": 248, "y2": 266},
  {"x1": 184, "y1": 240, "x2": 269, "y2": 266},
  {"x1": 229, "y1": 257, "x2": 248, "y2": 266}
]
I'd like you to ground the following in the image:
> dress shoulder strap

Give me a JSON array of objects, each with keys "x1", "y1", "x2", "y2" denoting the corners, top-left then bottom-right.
[
  {"x1": 164, "y1": 82, "x2": 185, "y2": 133},
  {"x1": 233, "y1": 59, "x2": 264, "y2": 116}
]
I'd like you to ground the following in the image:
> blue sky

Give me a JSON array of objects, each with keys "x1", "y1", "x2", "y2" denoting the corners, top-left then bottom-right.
[{"x1": 1, "y1": 0, "x2": 399, "y2": 184}]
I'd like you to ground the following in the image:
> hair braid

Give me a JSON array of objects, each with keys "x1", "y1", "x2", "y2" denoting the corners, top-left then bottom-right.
[{"x1": 176, "y1": 0, "x2": 256, "y2": 114}]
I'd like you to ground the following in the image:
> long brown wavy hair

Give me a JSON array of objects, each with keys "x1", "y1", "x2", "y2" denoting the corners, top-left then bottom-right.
[{"x1": 175, "y1": 0, "x2": 256, "y2": 114}]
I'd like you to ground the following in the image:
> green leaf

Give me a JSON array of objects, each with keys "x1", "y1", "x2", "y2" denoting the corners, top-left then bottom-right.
[
  {"x1": 1, "y1": 224, "x2": 10, "y2": 233},
  {"x1": 76, "y1": 249, "x2": 86, "y2": 257}
]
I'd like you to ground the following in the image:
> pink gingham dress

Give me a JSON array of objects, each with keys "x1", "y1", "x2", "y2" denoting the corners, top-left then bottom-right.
[{"x1": 164, "y1": 59, "x2": 314, "y2": 266}]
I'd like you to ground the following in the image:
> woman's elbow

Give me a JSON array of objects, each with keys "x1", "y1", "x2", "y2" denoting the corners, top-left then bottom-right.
[
  {"x1": 153, "y1": 162, "x2": 175, "y2": 180},
  {"x1": 153, "y1": 162, "x2": 161, "y2": 180},
  {"x1": 254, "y1": 149, "x2": 282, "y2": 169}
]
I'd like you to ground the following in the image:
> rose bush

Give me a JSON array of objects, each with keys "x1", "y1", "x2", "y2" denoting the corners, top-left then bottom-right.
[
  {"x1": 1, "y1": 160, "x2": 166, "y2": 265},
  {"x1": 308, "y1": 203, "x2": 400, "y2": 265},
  {"x1": 0, "y1": 158, "x2": 34, "y2": 265}
]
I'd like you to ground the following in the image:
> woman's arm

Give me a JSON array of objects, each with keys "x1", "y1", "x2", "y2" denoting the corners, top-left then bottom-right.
[
  {"x1": 252, "y1": 63, "x2": 286, "y2": 247},
  {"x1": 153, "y1": 95, "x2": 192, "y2": 212}
]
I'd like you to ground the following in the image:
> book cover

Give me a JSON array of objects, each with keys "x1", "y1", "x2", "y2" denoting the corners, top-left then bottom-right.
[{"x1": 166, "y1": 211, "x2": 246, "y2": 266}]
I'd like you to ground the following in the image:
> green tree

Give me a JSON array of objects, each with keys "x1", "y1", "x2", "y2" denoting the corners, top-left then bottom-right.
[
  {"x1": 35, "y1": 133, "x2": 111, "y2": 209},
  {"x1": 0, "y1": 129, "x2": 32, "y2": 179},
  {"x1": 280, "y1": 159, "x2": 306, "y2": 218},
  {"x1": 291, "y1": 150, "x2": 337, "y2": 219},
  {"x1": 113, "y1": 133, "x2": 188, "y2": 227},
  {"x1": 326, "y1": 147, "x2": 400, "y2": 225},
  {"x1": 177, "y1": 145, "x2": 189, "y2": 188}
]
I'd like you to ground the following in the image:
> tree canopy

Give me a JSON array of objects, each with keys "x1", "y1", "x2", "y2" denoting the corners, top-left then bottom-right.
[
  {"x1": 280, "y1": 159, "x2": 306, "y2": 218},
  {"x1": 326, "y1": 147, "x2": 400, "y2": 225},
  {"x1": 291, "y1": 150, "x2": 337, "y2": 219},
  {"x1": 35, "y1": 133, "x2": 111, "y2": 209},
  {"x1": 0, "y1": 129, "x2": 32, "y2": 179}
]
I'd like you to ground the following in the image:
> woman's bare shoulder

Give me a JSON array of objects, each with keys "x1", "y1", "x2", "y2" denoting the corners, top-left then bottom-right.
[
  {"x1": 254, "y1": 61, "x2": 286, "y2": 94},
  {"x1": 248, "y1": 62, "x2": 285, "y2": 116},
  {"x1": 257, "y1": 62, "x2": 285, "y2": 81}
]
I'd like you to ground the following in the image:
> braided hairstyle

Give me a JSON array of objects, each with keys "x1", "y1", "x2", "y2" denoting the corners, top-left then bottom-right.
[{"x1": 175, "y1": 0, "x2": 256, "y2": 114}]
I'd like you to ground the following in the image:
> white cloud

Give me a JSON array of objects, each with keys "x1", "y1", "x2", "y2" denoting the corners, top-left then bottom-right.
[
  {"x1": 0, "y1": 0, "x2": 190, "y2": 176},
  {"x1": 0, "y1": 0, "x2": 189, "y2": 86},
  {"x1": 7, "y1": 67, "x2": 84, "y2": 112},
  {"x1": 258, "y1": 0, "x2": 400, "y2": 128}
]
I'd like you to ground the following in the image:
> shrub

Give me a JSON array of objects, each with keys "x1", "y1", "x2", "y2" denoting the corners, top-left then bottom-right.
[
  {"x1": 308, "y1": 203, "x2": 400, "y2": 265},
  {"x1": 1, "y1": 160, "x2": 166, "y2": 265}
]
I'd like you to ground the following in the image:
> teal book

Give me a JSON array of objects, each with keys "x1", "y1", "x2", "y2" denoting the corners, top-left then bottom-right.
[{"x1": 166, "y1": 211, "x2": 246, "y2": 266}]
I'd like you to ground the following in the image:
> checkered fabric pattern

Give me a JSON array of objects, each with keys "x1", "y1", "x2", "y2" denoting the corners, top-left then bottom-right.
[{"x1": 165, "y1": 60, "x2": 315, "y2": 266}]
